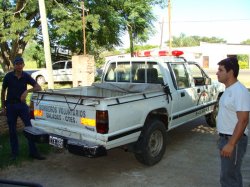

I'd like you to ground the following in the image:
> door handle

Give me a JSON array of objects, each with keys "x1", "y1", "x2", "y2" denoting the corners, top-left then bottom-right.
[{"x1": 181, "y1": 92, "x2": 185, "y2": 97}]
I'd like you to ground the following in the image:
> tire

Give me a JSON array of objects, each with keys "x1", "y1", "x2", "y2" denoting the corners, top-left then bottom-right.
[
  {"x1": 36, "y1": 75, "x2": 46, "y2": 85},
  {"x1": 205, "y1": 101, "x2": 218, "y2": 127},
  {"x1": 134, "y1": 118, "x2": 167, "y2": 166}
]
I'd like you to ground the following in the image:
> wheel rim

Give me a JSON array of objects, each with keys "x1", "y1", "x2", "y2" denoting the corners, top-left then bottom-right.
[{"x1": 148, "y1": 129, "x2": 163, "y2": 157}]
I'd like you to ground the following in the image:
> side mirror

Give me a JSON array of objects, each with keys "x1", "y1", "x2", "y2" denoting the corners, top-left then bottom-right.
[{"x1": 194, "y1": 77, "x2": 211, "y2": 86}]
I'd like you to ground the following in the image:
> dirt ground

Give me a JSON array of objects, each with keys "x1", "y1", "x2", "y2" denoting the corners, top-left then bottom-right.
[{"x1": 0, "y1": 117, "x2": 250, "y2": 187}]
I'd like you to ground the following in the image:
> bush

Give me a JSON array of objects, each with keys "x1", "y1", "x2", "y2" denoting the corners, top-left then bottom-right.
[{"x1": 239, "y1": 61, "x2": 249, "y2": 69}]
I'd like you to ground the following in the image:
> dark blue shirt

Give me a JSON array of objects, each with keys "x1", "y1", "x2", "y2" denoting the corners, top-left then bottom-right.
[{"x1": 2, "y1": 71, "x2": 36, "y2": 102}]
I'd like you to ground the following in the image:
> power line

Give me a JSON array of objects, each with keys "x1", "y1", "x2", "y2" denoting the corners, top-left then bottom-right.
[{"x1": 162, "y1": 18, "x2": 250, "y2": 23}]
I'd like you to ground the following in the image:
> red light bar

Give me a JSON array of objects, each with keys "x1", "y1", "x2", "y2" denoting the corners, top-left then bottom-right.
[
  {"x1": 159, "y1": 50, "x2": 169, "y2": 56},
  {"x1": 144, "y1": 51, "x2": 151, "y2": 57},
  {"x1": 134, "y1": 50, "x2": 184, "y2": 57},
  {"x1": 171, "y1": 50, "x2": 184, "y2": 56}
]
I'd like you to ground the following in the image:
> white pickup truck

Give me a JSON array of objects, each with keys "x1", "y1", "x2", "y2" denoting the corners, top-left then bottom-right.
[{"x1": 24, "y1": 55, "x2": 224, "y2": 165}]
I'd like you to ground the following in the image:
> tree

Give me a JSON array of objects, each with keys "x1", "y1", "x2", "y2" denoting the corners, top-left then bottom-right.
[
  {"x1": 0, "y1": 0, "x2": 40, "y2": 71},
  {"x1": 23, "y1": 40, "x2": 45, "y2": 68},
  {"x1": 241, "y1": 39, "x2": 250, "y2": 45},
  {"x1": 110, "y1": 0, "x2": 165, "y2": 56},
  {"x1": 50, "y1": 0, "x2": 165, "y2": 59},
  {"x1": 168, "y1": 33, "x2": 226, "y2": 47},
  {"x1": 0, "y1": 0, "x2": 165, "y2": 71}
]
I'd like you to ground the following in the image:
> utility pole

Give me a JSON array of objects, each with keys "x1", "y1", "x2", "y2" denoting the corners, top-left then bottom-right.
[
  {"x1": 168, "y1": 0, "x2": 172, "y2": 54},
  {"x1": 38, "y1": 0, "x2": 54, "y2": 89},
  {"x1": 82, "y1": 0, "x2": 86, "y2": 55},
  {"x1": 159, "y1": 17, "x2": 164, "y2": 49}
]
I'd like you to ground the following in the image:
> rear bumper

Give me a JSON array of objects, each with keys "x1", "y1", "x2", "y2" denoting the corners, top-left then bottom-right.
[{"x1": 23, "y1": 126, "x2": 107, "y2": 158}]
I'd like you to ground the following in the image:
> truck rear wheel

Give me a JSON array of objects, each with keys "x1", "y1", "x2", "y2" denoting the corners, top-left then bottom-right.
[
  {"x1": 134, "y1": 118, "x2": 167, "y2": 166},
  {"x1": 205, "y1": 101, "x2": 218, "y2": 127}
]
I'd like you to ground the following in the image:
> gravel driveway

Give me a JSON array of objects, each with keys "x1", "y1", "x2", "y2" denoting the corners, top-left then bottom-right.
[{"x1": 0, "y1": 117, "x2": 249, "y2": 187}]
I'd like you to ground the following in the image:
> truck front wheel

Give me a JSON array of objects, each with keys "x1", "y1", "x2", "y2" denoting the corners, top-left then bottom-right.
[{"x1": 134, "y1": 119, "x2": 167, "y2": 166}]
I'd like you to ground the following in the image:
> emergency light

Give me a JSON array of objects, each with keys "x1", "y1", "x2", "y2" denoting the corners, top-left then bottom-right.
[{"x1": 134, "y1": 50, "x2": 184, "y2": 57}]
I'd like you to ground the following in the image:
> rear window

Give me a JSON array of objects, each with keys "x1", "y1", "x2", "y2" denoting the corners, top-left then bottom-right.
[{"x1": 104, "y1": 61, "x2": 163, "y2": 84}]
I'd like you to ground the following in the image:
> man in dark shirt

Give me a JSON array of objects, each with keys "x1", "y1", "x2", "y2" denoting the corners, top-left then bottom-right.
[{"x1": 1, "y1": 57, "x2": 45, "y2": 160}]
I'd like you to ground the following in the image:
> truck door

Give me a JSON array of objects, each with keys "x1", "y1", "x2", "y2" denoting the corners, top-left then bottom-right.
[
  {"x1": 188, "y1": 63, "x2": 213, "y2": 110},
  {"x1": 168, "y1": 63, "x2": 199, "y2": 128}
]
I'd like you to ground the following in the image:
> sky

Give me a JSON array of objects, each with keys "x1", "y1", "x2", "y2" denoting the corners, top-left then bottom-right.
[{"x1": 121, "y1": 0, "x2": 250, "y2": 48}]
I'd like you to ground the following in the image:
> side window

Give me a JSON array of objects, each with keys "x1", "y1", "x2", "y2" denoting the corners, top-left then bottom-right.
[
  {"x1": 105, "y1": 63, "x2": 116, "y2": 81},
  {"x1": 66, "y1": 61, "x2": 72, "y2": 69},
  {"x1": 171, "y1": 64, "x2": 190, "y2": 89},
  {"x1": 53, "y1": 61, "x2": 65, "y2": 70},
  {"x1": 189, "y1": 63, "x2": 210, "y2": 86}
]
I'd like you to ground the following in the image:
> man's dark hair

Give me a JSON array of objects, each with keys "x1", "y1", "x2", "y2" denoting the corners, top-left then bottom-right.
[{"x1": 217, "y1": 57, "x2": 239, "y2": 78}]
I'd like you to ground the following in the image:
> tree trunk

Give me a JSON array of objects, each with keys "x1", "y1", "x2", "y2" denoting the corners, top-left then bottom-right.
[{"x1": 128, "y1": 25, "x2": 134, "y2": 57}]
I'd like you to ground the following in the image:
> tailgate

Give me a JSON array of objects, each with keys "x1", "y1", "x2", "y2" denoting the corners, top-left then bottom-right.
[{"x1": 31, "y1": 93, "x2": 100, "y2": 139}]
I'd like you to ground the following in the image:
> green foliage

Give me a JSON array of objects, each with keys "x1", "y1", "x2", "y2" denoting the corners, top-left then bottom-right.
[
  {"x1": 134, "y1": 44, "x2": 158, "y2": 51},
  {"x1": 0, "y1": 0, "x2": 41, "y2": 70},
  {"x1": 169, "y1": 33, "x2": 226, "y2": 47},
  {"x1": 0, "y1": 132, "x2": 51, "y2": 169},
  {"x1": 238, "y1": 54, "x2": 249, "y2": 69},
  {"x1": 239, "y1": 61, "x2": 248, "y2": 69},
  {"x1": 111, "y1": 0, "x2": 165, "y2": 56},
  {"x1": 0, "y1": 0, "x2": 165, "y2": 70},
  {"x1": 241, "y1": 39, "x2": 250, "y2": 45},
  {"x1": 23, "y1": 41, "x2": 45, "y2": 68}
]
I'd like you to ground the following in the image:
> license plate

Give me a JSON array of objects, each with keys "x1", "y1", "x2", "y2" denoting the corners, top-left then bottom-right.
[{"x1": 49, "y1": 136, "x2": 64, "y2": 148}]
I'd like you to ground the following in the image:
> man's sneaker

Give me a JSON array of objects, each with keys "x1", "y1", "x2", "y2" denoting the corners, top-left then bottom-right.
[{"x1": 30, "y1": 153, "x2": 46, "y2": 160}]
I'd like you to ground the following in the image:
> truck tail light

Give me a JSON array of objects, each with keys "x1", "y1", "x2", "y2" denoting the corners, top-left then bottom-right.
[
  {"x1": 29, "y1": 101, "x2": 43, "y2": 119},
  {"x1": 96, "y1": 110, "x2": 109, "y2": 134},
  {"x1": 29, "y1": 101, "x2": 35, "y2": 119}
]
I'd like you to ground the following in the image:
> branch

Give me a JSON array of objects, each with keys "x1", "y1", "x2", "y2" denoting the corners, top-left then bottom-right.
[{"x1": 14, "y1": 0, "x2": 27, "y2": 16}]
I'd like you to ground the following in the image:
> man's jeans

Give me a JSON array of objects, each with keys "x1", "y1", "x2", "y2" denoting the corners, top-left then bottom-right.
[
  {"x1": 218, "y1": 135, "x2": 248, "y2": 187},
  {"x1": 6, "y1": 102, "x2": 38, "y2": 157}
]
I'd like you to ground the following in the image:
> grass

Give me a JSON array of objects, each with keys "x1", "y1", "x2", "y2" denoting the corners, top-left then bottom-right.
[
  {"x1": 24, "y1": 60, "x2": 38, "y2": 70},
  {"x1": 0, "y1": 132, "x2": 51, "y2": 169}
]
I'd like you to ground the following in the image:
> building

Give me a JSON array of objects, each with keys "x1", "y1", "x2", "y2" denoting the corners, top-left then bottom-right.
[
  {"x1": 176, "y1": 42, "x2": 250, "y2": 69},
  {"x1": 107, "y1": 42, "x2": 250, "y2": 70}
]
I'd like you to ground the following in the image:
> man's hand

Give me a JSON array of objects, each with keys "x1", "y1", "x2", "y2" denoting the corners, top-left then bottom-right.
[
  {"x1": 20, "y1": 90, "x2": 29, "y2": 102},
  {"x1": 220, "y1": 143, "x2": 234, "y2": 157}
]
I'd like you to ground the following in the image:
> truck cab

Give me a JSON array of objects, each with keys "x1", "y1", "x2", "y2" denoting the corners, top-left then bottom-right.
[{"x1": 101, "y1": 56, "x2": 220, "y2": 128}]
